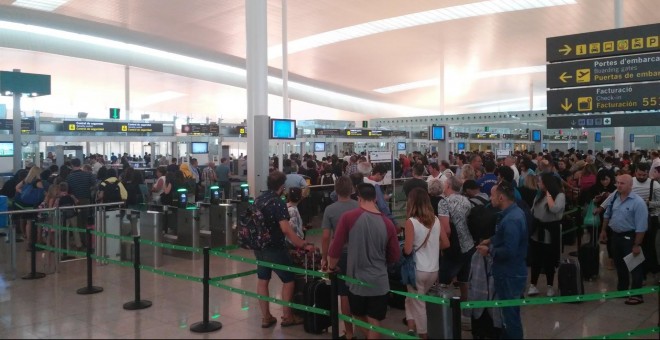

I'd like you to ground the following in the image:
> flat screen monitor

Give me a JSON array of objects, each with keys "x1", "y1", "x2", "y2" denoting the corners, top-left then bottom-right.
[
  {"x1": 191, "y1": 142, "x2": 208, "y2": 154},
  {"x1": 595, "y1": 132, "x2": 601, "y2": 142},
  {"x1": 0, "y1": 142, "x2": 13, "y2": 157},
  {"x1": 314, "y1": 142, "x2": 325, "y2": 152},
  {"x1": 457, "y1": 142, "x2": 465, "y2": 150},
  {"x1": 270, "y1": 119, "x2": 297, "y2": 140},
  {"x1": 397, "y1": 142, "x2": 406, "y2": 151},
  {"x1": 532, "y1": 130, "x2": 542, "y2": 142},
  {"x1": 430, "y1": 126, "x2": 446, "y2": 141}
]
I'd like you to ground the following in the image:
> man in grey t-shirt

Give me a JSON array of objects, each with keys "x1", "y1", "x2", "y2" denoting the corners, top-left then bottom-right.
[{"x1": 321, "y1": 176, "x2": 359, "y2": 339}]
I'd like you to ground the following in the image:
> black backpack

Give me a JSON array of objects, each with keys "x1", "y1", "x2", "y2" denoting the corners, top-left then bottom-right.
[
  {"x1": 102, "y1": 180, "x2": 122, "y2": 203},
  {"x1": 467, "y1": 197, "x2": 499, "y2": 243},
  {"x1": 57, "y1": 195, "x2": 78, "y2": 219},
  {"x1": 320, "y1": 173, "x2": 335, "y2": 186}
]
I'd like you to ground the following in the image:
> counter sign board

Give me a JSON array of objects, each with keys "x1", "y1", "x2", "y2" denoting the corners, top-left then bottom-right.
[{"x1": 547, "y1": 23, "x2": 660, "y2": 122}]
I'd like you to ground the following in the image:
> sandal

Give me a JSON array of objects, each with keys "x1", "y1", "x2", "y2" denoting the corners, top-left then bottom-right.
[
  {"x1": 624, "y1": 297, "x2": 644, "y2": 305},
  {"x1": 261, "y1": 316, "x2": 277, "y2": 328},
  {"x1": 281, "y1": 315, "x2": 304, "y2": 327}
]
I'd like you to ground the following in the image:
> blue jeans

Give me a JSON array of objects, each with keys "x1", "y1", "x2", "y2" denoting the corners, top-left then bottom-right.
[{"x1": 494, "y1": 275, "x2": 527, "y2": 339}]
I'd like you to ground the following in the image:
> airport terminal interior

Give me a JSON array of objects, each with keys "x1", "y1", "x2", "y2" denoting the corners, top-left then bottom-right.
[{"x1": 0, "y1": 0, "x2": 659, "y2": 339}]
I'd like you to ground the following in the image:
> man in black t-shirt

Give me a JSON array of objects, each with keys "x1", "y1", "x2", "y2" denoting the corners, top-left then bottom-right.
[
  {"x1": 254, "y1": 171, "x2": 314, "y2": 328},
  {"x1": 403, "y1": 164, "x2": 428, "y2": 197}
]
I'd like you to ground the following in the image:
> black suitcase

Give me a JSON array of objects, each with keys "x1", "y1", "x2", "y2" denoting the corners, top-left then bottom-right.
[
  {"x1": 388, "y1": 279, "x2": 406, "y2": 310},
  {"x1": 292, "y1": 273, "x2": 307, "y2": 317},
  {"x1": 578, "y1": 243, "x2": 599, "y2": 281},
  {"x1": 558, "y1": 223, "x2": 584, "y2": 298},
  {"x1": 471, "y1": 309, "x2": 502, "y2": 339},
  {"x1": 303, "y1": 279, "x2": 332, "y2": 334}
]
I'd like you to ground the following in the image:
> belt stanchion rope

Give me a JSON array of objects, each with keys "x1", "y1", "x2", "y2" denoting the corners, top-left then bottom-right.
[
  {"x1": 337, "y1": 314, "x2": 417, "y2": 339},
  {"x1": 190, "y1": 247, "x2": 222, "y2": 333},
  {"x1": 76, "y1": 219, "x2": 103, "y2": 295},
  {"x1": 123, "y1": 235, "x2": 152, "y2": 311},
  {"x1": 585, "y1": 326, "x2": 660, "y2": 339},
  {"x1": 22, "y1": 220, "x2": 46, "y2": 280}
]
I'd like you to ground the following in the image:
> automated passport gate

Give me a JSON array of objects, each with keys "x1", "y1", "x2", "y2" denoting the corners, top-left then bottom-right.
[
  {"x1": 208, "y1": 199, "x2": 237, "y2": 248},
  {"x1": 162, "y1": 204, "x2": 200, "y2": 260},
  {"x1": 139, "y1": 209, "x2": 164, "y2": 268}
]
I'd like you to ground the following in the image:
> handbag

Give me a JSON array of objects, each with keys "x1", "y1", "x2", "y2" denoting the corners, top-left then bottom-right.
[
  {"x1": 400, "y1": 222, "x2": 433, "y2": 287},
  {"x1": 582, "y1": 201, "x2": 601, "y2": 228}
]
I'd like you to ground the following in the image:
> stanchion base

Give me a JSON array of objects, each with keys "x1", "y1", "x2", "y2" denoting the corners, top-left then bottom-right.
[
  {"x1": 190, "y1": 321, "x2": 222, "y2": 333},
  {"x1": 21, "y1": 272, "x2": 46, "y2": 280},
  {"x1": 76, "y1": 286, "x2": 104, "y2": 295},
  {"x1": 123, "y1": 300, "x2": 152, "y2": 310}
]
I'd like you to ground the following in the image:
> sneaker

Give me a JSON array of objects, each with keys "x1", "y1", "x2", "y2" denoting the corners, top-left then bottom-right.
[
  {"x1": 546, "y1": 286, "x2": 555, "y2": 297},
  {"x1": 406, "y1": 330, "x2": 416, "y2": 337},
  {"x1": 527, "y1": 284, "x2": 539, "y2": 296}
]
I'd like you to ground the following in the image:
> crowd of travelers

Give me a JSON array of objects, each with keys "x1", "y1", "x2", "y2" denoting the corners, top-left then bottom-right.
[{"x1": 252, "y1": 148, "x2": 659, "y2": 339}]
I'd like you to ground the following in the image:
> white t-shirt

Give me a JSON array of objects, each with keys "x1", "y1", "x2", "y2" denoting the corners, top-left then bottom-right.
[
  {"x1": 511, "y1": 165, "x2": 520, "y2": 184},
  {"x1": 409, "y1": 217, "x2": 440, "y2": 272}
]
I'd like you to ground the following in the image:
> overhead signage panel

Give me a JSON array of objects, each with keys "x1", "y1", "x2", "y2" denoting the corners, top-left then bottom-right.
[
  {"x1": 121, "y1": 122, "x2": 163, "y2": 133},
  {"x1": 0, "y1": 119, "x2": 35, "y2": 133},
  {"x1": 547, "y1": 112, "x2": 660, "y2": 128},
  {"x1": 182, "y1": 124, "x2": 209, "y2": 134},
  {"x1": 547, "y1": 23, "x2": 660, "y2": 62},
  {"x1": 64, "y1": 120, "x2": 113, "y2": 132},
  {"x1": 470, "y1": 133, "x2": 500, "y2": 140},
  {"x1": 209, "y1": 124, "x2": 220, "y2": 136},
  {"x1": 315, "y1": 128, "x2": 341, "y2": 136},
  {"x1": 547, "y1": 82, "x2": 659, "y2": 115},
  {"x1": 345, "y1": 129, "x2": 366, "y2": 137},
  {"x1": 547, "y1": 52, "x2": 660, "y2": 88}
]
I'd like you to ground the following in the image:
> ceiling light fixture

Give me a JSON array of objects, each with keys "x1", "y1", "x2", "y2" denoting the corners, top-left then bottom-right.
[
  {"x1": 269, "y1": 0, "x2": 576, "y2": 58},
  {"x1": 374, "y1": 78, "x2": 439, "y2": 94},
  {"x1": 12, "y1": 0, "x2": 69, "y2": 12}
]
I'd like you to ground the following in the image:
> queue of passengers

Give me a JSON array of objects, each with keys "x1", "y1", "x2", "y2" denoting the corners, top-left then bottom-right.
[{"x1": 251, "y1": 148, "x2": 659, "y2": 339}]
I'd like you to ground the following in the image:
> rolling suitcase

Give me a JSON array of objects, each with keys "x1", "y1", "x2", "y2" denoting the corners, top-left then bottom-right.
[
  {"x1": 578, "y1": 232, "x2": 599, "y2": 281},
  {"x1": 300, "y1": 252, "x2": 332, "y2": 334},
  {"x1": 558, "y1": 222, "x2": 584, "y2": 298},
  {"x1": 426, "y1": 285, "x2": 456, "y2": 339}
]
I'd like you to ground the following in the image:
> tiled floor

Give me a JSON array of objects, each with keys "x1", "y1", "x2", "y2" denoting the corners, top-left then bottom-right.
[{"x1": 1, "y1": 229, "x2": 658, "y2": 339}]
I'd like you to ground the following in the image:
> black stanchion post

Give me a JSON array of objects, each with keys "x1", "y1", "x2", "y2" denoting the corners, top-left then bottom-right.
[
  {"x1": 123, "y1": 235, "x2": 152, "y2": 310},
  {"x1": 22, "y1": 220, "x2": 45, "y2": 280},
  {"x1": 77, "y1": 225, "x2": 103, "y2": 295},
  {"x1": 190, "y1": 247, "x2": 222, "y2": 333},
  {"x1": 450, "y1": 296, "x2": 462, "y2": 340},
  {"x1": 329, "y1": 272, "x2": 339, "y2": 339}
]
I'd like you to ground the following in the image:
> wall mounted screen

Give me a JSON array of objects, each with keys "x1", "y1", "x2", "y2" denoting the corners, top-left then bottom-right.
[
  {"x1": 270, "y1": 119, "x2": 297, "y2": 140},
  {"x1": 430, "y1": 126, "x2": 446, "y2": 141},
  {"x1": 457, "y1": 142, "x2": 465, "y2": 150},
  {"x1": 532, "y1": 130, "x2": 542, "y2": 142},
  {"x1": 191, "y1": 142, "x2": 208, "y2": 154},
  {"x1": 0, "y1": 142, "x2": 13, "y2": 157},
  {"x1": 595, "y1": 132, "x2": 601, "y2": 142},
  {"x1": 397, "y1": 142, "x2": 406, "y2": 151},
  {"x1": 314, "y1": 142, "x2": 325, "y2": 152}
]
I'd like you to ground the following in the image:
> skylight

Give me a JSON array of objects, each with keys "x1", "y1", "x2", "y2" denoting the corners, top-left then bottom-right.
[
  {"x1": 269, "y1": 0, "x2": 576, "y2": 59},
  {"x1": 12, "y1": 0, "x2": 69, "y2": 12}
]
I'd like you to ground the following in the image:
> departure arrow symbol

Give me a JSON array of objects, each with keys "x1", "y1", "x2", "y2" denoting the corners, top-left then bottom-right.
[
  {"x1": 559, "y1": 44, "x2": 572, "y2": 55},
  {"x1": 561, "y1": 98, "x2": 573, "y2": 111},
  {"x1": 559, "y1": 72, "x2": 573, "y2": 83}
]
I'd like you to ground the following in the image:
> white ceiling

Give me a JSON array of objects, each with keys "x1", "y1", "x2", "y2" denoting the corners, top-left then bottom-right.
[{"x1": 0, "y1": 0, "x2": 658, "y2": 123}]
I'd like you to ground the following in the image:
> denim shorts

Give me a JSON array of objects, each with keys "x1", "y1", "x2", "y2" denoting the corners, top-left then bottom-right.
[{"x1": 254, "y1": 247, "x2": 295, "y2": 283}]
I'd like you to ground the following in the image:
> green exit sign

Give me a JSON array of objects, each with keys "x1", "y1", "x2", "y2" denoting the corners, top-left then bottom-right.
[
  {"x1": 484, "y1": 126, "x2": 489, "y2": 132},
  {"x1": 362, "y1": 121, "x2": 368, "y2": 128},
  {"x1": 109, "y1": 108, "x2": 120, "y2": 119}
]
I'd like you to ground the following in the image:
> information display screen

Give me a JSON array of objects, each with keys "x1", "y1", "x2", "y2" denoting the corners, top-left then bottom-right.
[
  {"x1": 191, "y1": 142, "x2": 208, "y2": 154},
  {"x1": 532, "y1": 130, "x2": 542, "y2": 142},
  {"x1": 0, "y1": 142, "x2": 13, "y2": 157},
  {"x1": 595, "y1": 132, "x2": 602, "y2": 142},
  {"x1": 430, "y1": 126, "x2": 446, "y2": 141},
  {"x1": 397, "y1": 142, "x2": 406, "y2": 151},
  {"x1": 314, "y1": 142, "x2": 325, "y2": 152},
  {"x1": 270, "y1": 119, "x2": 297, "y2": 140}
]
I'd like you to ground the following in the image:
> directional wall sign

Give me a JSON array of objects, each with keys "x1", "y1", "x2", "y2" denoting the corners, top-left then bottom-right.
[
  {"x1": 547, "y1": 112, "x2": 660, "y2": 129},
  {"x1": 120, "y1": 122, "x2": 163, "y2": 133},
  {"x1": 547, "y1": 52, "x2": 660, "y2": 88},
  {"x1": 547, "y1": 23, "x2": 660, "y2": 62},
  {"x1": 547, "y1": 82, "x2": 659, "y2": 115}
]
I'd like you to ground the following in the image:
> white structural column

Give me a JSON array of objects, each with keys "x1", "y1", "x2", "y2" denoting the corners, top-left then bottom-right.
[
  {"x1": 437, "y1": 54, "x2": 449, "y2": 158},
  {"x1": 613, "y1": 0, "x2": 626, "y2": 153},
  {"x1": 12, "y1": 91, "x2": 21, "y2": 172},
  {"x1": 125, "y1": 65, "x2": 130, "y2": 121},
  {"x1": 279, "y1": 0, "x2": 289, "y2": 171},
  {"x1": 246, "y1": 0, "x2": 270, "y2": 196}
]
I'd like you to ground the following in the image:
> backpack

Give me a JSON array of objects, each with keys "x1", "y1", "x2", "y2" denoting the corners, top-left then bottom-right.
[
  {"x1": 515, "y1": 198, "x2": 535, "y2": 237},
  {"x1": 102, "y1": 179, "x2": 122, "y2": 203},
  {"x1": 467, "y1": 197, "x2": 499, "y2": 243},
  {"x1": 320, "y1": 173, "x2": 335, "y2": 186},
  {"x1": 237, "y1": 196, "x2": 277, "y2": 250},
  {"x1": 19, "y1": 181, "x2": 45, "y2": 206},
  {"x1": 57, "y1": 194, "x2": 78, "y2": 220}
]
